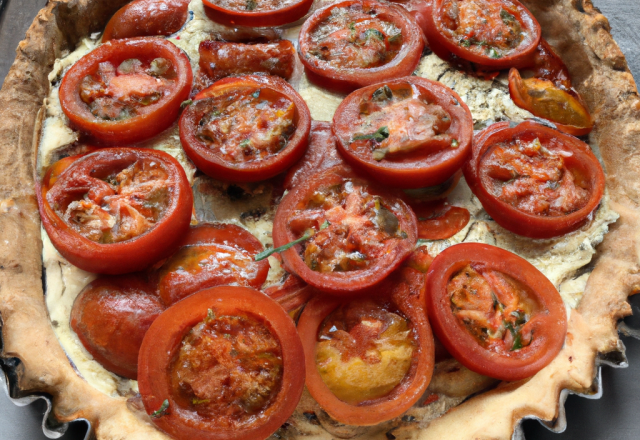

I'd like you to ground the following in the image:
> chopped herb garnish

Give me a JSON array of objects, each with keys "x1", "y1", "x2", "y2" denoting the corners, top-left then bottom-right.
[
  {"x1": 151, "y1": 399, "x2": 169, "y2": 418},
  {"x1": 372, "y1": 85, "x2": 393, "y2": 102},
  {"x1": 180, "y1": 99, "x2": 192, "y2": 108},
  {"x1": 500, "y1": 9, "x2": 516, "y2": 24},
  {"x1": 364, "y1": 28, "x2": 385, "y2": 41},
  {"x1": 206, "y1": 309, "x2": 215, "y2": 321},
  {"x1": 252, "y1": 89, "x2": 261, "y2": 98},
  {"x1": 255, "y1": 230, "x2": 314, "y2": 261},
  {"x1": 348, "y1": 22, "x2": 356, "y2": 33},
  {"x1": 372, "y1": 148, "x2": 389, "y2": 161},
  {"x1": 239, "y1": 139, "x2": 252, "y2": 149},
  {"x1": 352, "y1": 126, "x2": 390, "y2": 143},
  {"x1": 487, "y1": 47, "x2": 501, "y2": 59},
  {"x1": 246, "y1": 0, "x2": 257, "y2": 10},
  {"x1": 320, "y1": 220, "x2": 331, "y2": 230},
  {"x1": 451, "y1": 138, "x2": 459, "y2": 148},
  {"x1": 192, "y1": 398, "x2": 210, "y2": 405},
  {"x1": 460, "y1": 38, "x2": 471, "y2": 48},
  {"x1": 504, "y1": 321, "x2": 524, "y2": 351}
]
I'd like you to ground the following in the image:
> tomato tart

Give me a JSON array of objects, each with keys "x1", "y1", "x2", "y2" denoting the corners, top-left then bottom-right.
[{"x1": 0, "y1": 0, "x2": 639, "y2": 440}]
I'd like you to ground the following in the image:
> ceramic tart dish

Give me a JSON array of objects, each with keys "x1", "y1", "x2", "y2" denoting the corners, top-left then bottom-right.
[{"x1": 0, "y1": 0, "x2": 639, "y2": 439}]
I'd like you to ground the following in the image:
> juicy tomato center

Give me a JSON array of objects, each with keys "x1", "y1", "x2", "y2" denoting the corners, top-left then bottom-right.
[
  {"x1": 209, "y1": 0, "x2": 298, "y2": 12},
  {"x1": 315, "y1": 301, "x2": 415, "y2": 404},
  {"x1": 157, "y1": 244, "x2": 261, "y2": 304},
  {"x1": 170, "y1": 310, "x2": 283, "y2": 428},
  {"x1": 48, "y1": 159, "x2": 170, "y2": 243},
  {"x1": 440, "y1": 0, "x2": 525, "y2": 58},
  {"x1": 482, "y1": 137, "x2": 590, "y2": 216},
  {"x1": 307, "y1": 5, "x2": 404, "y2": 69},
  {"x1": 351, "y1": 83, "x2": 454, "y2": 161},
  {"x1": 448, "y1": 264, "x2": 538, "y2": 353},
  {"x1": 195, "y1": 87, "x2": 297, "y2": 163},
  {"x1": 79, "y1": 57, "x2": 175, "y2": 120},
  {"x1": 288, "y1": 180, "x2": 406, "y2": 272}
]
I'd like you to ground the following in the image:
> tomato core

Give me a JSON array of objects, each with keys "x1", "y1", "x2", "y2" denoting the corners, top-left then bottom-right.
[
  {"x1": 169, "y1": 310, "x2": 284, "y2": 428},
  {"x1": 481, "y1": 137, "x2": 590, "y2": 216},
  {"x1": 316, "y1": 301, "x2": 415, "y2": 404},
  {"x1": 47, "y1": 158, "x2": 171, "y2": 244}
]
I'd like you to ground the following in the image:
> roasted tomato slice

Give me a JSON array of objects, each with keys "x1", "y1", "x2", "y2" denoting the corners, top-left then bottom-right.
[
  {"x1": 298, "y1": 266, "x2": 434, "y2": 425},
  {"x1": 59, "y1": 37, "x2": 192, "y2": 145},
  {"x1": 423, "y1": 0, "x2": 541, "y2": 70},
  {"x1": 283, "y1": 121, "x2": 346, "y2": 191},
  {"x1": 298, "y1": 0, "x2": 424, "y2": 94},
  {"x1": 411, "y1": 199, "x2": 470, "y2": 240},
  {"x1": 38, "y1": 148, "x2": 193, "y2": 274},
  {"x1": 272, "y1": 165, "x2": 417, "y2": 295},
  {"x1": 426, "y1": 243, "x2": 567, "y2": 381},
  {"x1": 155, "y1": 223, "x2": 270, "y2": 306},
  {"x1": 180, "y1": 75, "x2": 311, "y2": 182},
  {"x1": 198, "y1": 40, "x2": 296, "y2": 87},
  {"x1": 102, "y1": 0, "x2": 190, "y2": 41},
  {"x1": 202, "y1": 0, "x2": 313, "y2": 27},
  {"x1": 333, "y1": 77, "x2": 473, "y2": 188},
  {"x1": 71, "y1": 275, "x2": 163, "y2": 379},
  {"x1": 138, "y1": 286, "x2": 305, "y2": 440},
  {"x1": 463, "y1": 121, "x2": 604, "y2": 238}
]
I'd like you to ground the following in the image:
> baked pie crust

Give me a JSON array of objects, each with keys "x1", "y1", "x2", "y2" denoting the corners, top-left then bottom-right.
[{"x1": 0, "y1": 0, "x2": 639, "y2": 438}]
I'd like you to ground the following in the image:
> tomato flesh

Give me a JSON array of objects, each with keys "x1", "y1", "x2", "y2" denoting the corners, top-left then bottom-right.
[
  {"x1": 481, "y1": 136, "x2": 589, "y2": 216},
  {"x1": 351, "y1": 83, "x2": 454, "y2": 161},
  {"x1": 411, "y1": 200, "x2": 470, "y2": 240},
  {"x1": 449, "y1": 264, "x2": 537, "y2": 353},
  {"x1": 316, "y1": 300, "x2": 415, "y2": 404},
  {"x1": 47, "y1": 158, "x2": 171, "y2": 244},
  {"x1": 79, "y1": 57, "x2": 175, "y2": 121},
  {"x1": 440, "y1": 0, "x2": 524, "y2": 59},
  {"x1": 208, "y1": 0, "x2": 299, "y2": 12},
  {"x1": 290, "y1": 180, "x2": 406, "y2": 273},
  {"x1": 170, "y1": 310, "x2": 283, "y2": 428},
  {"x1": 193, "y1": 87, "x2": 296, "y2": 163},
  {"x1": 305, "y1": 5, "x2": 403, "y2": 69}
]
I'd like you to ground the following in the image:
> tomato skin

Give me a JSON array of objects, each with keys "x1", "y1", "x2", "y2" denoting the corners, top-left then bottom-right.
[
  {"x1": 102, "y1": 0, "x2": 190, "y2": 41},
  {"x1": 423, "y1": 0, "x2": 541, "y2": 71},
  {"x1": 463, "y1": 121, "x2": 605, "y2": 238},
  {"x1": 59, "y1": 37, "x2": 192, "y2": 145},
  {"x1": 179, "y1": 75, "x2": 311, "y2": 183},
  {"x1": 273, "y1": 165, "x2": 418, "y2": 296},
  {"x1": 155, "y1": 223, "x2": 270, "y2": 306},
  {"x1": 202, "y1": 0, "x2": 313, "y2": 27},
  {"x1": 333, "y1": 76, "x2": 473, "y2": 188},
  {"x1": 70, "y1": 275, "x2": 164, "y2": 379},
  {"x1": 283, "y1": 121, "x2": 345, "y2": 191},
  {"x1": 426, "y1": 243, "x2": 567, "y2": 381},
  {"x1": 298, "y1": 0, "x2": 425, "y2": 94},
  {"x1": 37, "y1": 148, "x2": 193, "y2": 274},
  {"x1": 298, "y1": 266, "x2": 434, "y2": 425},
  {"x1": 138, "y1": 286, "x2": 305, "y2": 440},
  {"x1": 411, "y1": 200, "x2": 470, "y2": 240}
]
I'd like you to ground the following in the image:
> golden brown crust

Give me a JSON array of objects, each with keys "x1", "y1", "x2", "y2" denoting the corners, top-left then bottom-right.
[{"x1": 0, "y1": 0, "x2": 638, "y2": 439}]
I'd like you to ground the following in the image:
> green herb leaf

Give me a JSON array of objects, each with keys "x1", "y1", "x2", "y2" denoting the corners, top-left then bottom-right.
[
  {"x1": 255, "y1": 230, "x2": 313, "y2": 261},
  {"x1": 451, "y1": 138, "x2": 459, "y2": 148},
  {"x1": 151, "y1": 400, "x2": 169, "y2": 418},
  {"x1": 352, "y1": 126, "x2": 390, "y2": 143},
  {"x1": 252, "y1": 89, "x2": 261, "y2": 98},
  {"x1": 206, "y1": 309, "x2": 215, "y2": 321},
  {"x1": 487, "y1": 47, "x2": 501, "y2": 59},
  {"x1": 364, "y1": 28, "x2": 385, "y2": 41},
  {"x1": 460, "y1": 38, "x2": 471, "y2": 48},
  {"x1": 192, "y1": 398, "x2": 210, "y2": 405},
  {"x1": 500, "y1": 9, "x2": 516, "y2": 24},
  {"x1": 246, "y1": 0, "x2": 257, "y2": 10},
  {"x1": 180, "y1": 99, "x2": 193, "y2": 108},
  {"x1": 239, "y1": 139, "x2": 252, "y2": 149},
  {"x1": 320, "y1": 220, "x2": 331, "y2": 230}
]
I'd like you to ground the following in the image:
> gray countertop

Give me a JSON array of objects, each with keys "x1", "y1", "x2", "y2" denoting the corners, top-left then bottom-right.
[{"x1": 1, "y1": 0, "x2": 639, "y2": 439}]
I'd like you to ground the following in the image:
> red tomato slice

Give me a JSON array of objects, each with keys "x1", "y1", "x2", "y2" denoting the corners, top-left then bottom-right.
[
  {"x1": 102, "y1": 0, "x2": 190, "y2": 41},
  {"x1": 37, "y1": 148, "x2": 193, "y2": 274},
  {"x1": 298, "y1": 266, "x2": 434, "y2": 425},
  {"x1": 263, "y1": 274, "x2": 314, "y2": 313},
  {"x1": 155, "y1": 223, "x2": 270, "y2": 306},
  {"x1": 411, "y1": 199, "x2": 470, "y2": 240},
  {"x1": 298, "y1": 0, "x2": 424, "y2": 93},
  {"x1": 70, "y1": 275, "x2": 163, "y2": 379},
  {"x1": 426, "y1": 243, "x2": 567, "y2": 381},
  {"x1": 202, "y1": 0, "x2": 313, "y2": 27},
  {"x1": 333, "y1": 77, "x2": 473, "y2": 188},
  {"x1": 283, "y1": 121, "x2": 346, "y2": 191},
  {"x1": 423, "y1": 0, "x2": 541, "y2": 70},
  {"x1": 272, "y1": 164, "x2": 417, "y2": 295},
  {"x1": 463, "y1": 121, "x2": 604, "y2": 238},
  {"x1": 138, "y1": 286, "x2": 305, "y2": 440},
  {"x1": 59, "y1": 37, "x2": 192, "y2": 145},
  {"x1": 180, "y1": 75, "x2": 311, "y2": 182}
]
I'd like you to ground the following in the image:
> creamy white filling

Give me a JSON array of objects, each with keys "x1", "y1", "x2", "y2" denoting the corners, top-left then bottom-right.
[{"x1": 39, "y1": 0, "x2": 617, "y2": 398}]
